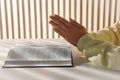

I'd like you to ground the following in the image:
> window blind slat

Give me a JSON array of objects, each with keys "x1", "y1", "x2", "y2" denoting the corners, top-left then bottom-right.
[
  {"x1": 57, "y1": 0, "x2": 60, "y2": 38},
  {"x1": 45, "y1": 0, "x2": 49, "y2": 38},
  {"x1": 86, "y1": 0, "x2": 89, "y2": 30},
  {"x1": 51, "y1": 0, "x2": 55, "y2": 38},
  {"x1": 0, "y1": 0, "x2": 3, "y2": 39},
  {"x1": 114, "y1": 0, "x2": 117, "y2": 23},
  {"x1": 39, "y1": 0, "x2": 43, "y2": 38},
  {"x1": 22, "y1": 0, "x2": 26, "y2": 38},
  {"x1": 80, "y1": 0, "x2": 82, "y2": 24},
  {"x1": 0, "y1": 0, "x2": 119, "y2": 39},
  {"x1": 108, "y1": 0, "x2": 112, "y2": 26},
  {"x1": 97, "y1": 0, "x2": 100, "y2": 30},
  {"x1": 28, "y1": 0, "x2": 32, "y2": 38},
  {"x1": 34, "y1": 0, "x2": 38, "y2": 38},
  {"x1": 4, "y1": 0, "x2": 9, "y2": 39},
  {"x1": 17, "y1": 0, "x2": 21, "y2": 39},
  {"x1": 103, "y1": 0, "x2": 106, "y2": 28},
  {"x1": 91, "y1": 0, "x2": 94, "y2": 31},
  {"x1": 10, "y1": 0, "x2": 15, "y2": 39}
]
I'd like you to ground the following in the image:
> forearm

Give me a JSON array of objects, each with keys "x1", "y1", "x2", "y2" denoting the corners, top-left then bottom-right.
[{"x1": 77, "y1": 34, "x2": 120, "y2": 71}]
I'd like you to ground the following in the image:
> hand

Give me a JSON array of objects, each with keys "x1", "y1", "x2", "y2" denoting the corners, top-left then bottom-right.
[{"x1": 49, "y1": 14, "x2": 87, "y2": 47}]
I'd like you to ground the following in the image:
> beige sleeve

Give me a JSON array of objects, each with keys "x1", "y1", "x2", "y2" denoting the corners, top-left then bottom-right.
[
  {"x1": 77, "y1": 34, "x2": 120, "y2": 71},
  {"x1": 88, "y1": 21, "x2": 120, "y2": 45}
]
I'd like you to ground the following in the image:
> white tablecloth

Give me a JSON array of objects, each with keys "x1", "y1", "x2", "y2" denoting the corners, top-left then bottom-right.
[{"x1": 0, "y1": 39, "x2": 120, "y2": 80}]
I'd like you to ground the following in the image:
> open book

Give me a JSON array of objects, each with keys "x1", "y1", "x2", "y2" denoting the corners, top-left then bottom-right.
[{"x1": 3, "y1": 44, "x2": 73, "y2": 68}]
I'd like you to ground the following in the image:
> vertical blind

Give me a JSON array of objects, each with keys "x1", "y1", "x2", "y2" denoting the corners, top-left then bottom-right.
[{"x1": 0, "y1": 0, "x2": 120, "y2": 39}]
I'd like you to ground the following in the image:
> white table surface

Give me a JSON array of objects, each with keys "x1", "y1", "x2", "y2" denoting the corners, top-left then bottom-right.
[{"x1": 0, "y1": 39, "x2": 120, "y2": 80}]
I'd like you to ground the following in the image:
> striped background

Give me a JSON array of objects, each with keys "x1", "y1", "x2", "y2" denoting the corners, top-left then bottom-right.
[{"x1": 0, "y1": 0, "x2": 120, "y2": 39}]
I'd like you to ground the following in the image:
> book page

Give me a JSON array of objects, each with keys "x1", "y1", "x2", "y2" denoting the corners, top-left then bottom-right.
[
  {"x1": 7, "y1": 45, "x2": 72, "y2": 60},
  {"x1": 3, "y1": 43, "x2": 73, "y2": 67}
]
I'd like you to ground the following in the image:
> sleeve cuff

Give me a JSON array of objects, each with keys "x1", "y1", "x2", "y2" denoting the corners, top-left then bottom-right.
[
  {"x1": 77, "y1": 34, "x2": 96, "y2": 52},
  {"x1": 77, "y1": 34, "x2": 106, "y2": 57}
]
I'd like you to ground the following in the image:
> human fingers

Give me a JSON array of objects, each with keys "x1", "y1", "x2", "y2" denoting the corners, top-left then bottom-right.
[
  {"x1": 52, "y1": 27, "x2": 65, "y2": 38},
  {"x1": 49, "y1": 20, "x2": 58, "y2": 26},
  {"x1": 69, "y1": 18, "x2": 83, "y2": 27},
  {"x1": 49, "y1": 20, "x2": 67, "y2": 33},
  {"x1": 50, "y1": 16, "x2": 68, "y2": 30},
  {"x1": 50, "y1": 15, "x2": 72, "y2": 28},
  {"x1": 69, "y1": 18, "x2": 88, "y2": 32}
]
